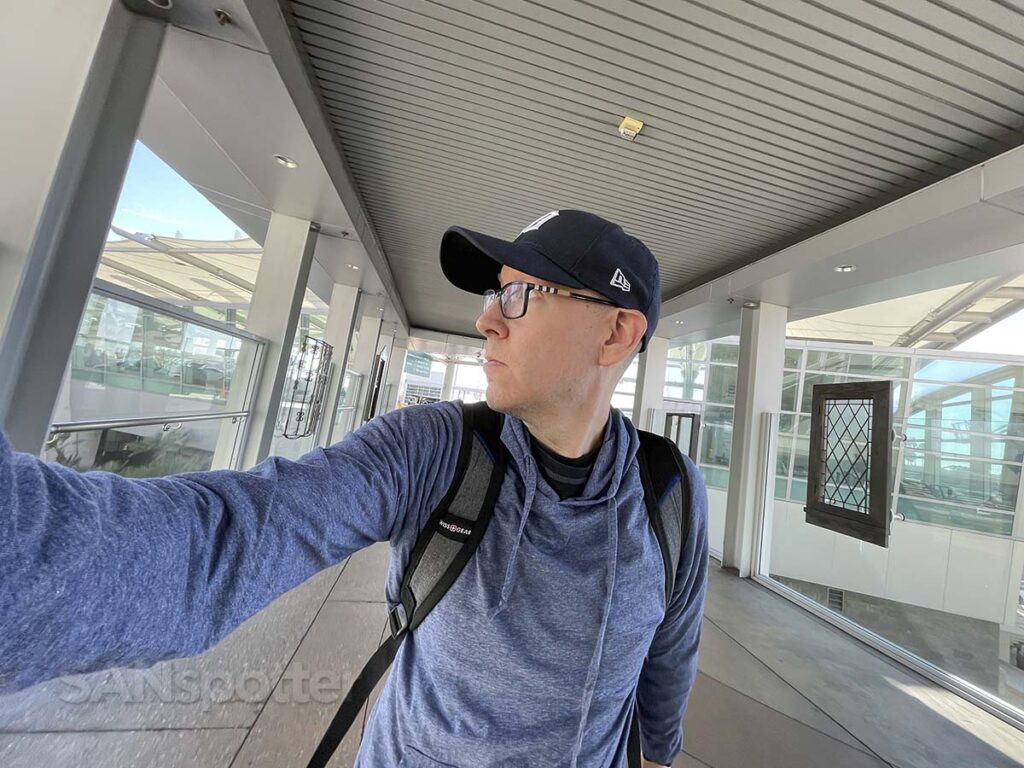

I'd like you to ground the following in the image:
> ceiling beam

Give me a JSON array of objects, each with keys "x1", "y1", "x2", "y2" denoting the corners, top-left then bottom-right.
[
  {"x1": 991, "y1": 286, "x2": 1024, "y2": 301},
  {"x1": 242, "y1": 0, "x2": 410, "y2": 335},
  {"x1": 101, "y1": 258, "x2": 205, "y2": 302},
  {"x1": 891, "y1": 276, "x2": 1015, "y2": 348},
  {"x1": 953, "y1": 311, "x2": 994, "y2": 323},
  {"x1": 110, "y1": 226, "x2": 256, "y2": 293}
]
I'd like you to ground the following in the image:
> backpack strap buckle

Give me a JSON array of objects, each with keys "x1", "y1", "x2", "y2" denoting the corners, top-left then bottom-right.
[{"x1": 388, "y1": 602, "x2": 409, "y2": 639}]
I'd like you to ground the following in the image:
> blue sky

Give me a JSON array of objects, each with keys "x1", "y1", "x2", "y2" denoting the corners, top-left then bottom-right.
[{"x1": 110, "y1": 142, "x2": 245, "y2": 241}]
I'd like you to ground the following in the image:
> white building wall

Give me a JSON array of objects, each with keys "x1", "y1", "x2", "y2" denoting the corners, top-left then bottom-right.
[{"x1": 707, "y1": 488, "x2": 1020, "y2": 626}]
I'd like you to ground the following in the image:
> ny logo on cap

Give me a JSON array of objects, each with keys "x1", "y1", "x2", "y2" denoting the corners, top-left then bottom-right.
[
  {"x1": 519, "y1": 210, "x2": 560, "y2": 236},
  {"x1": 610, "y1": 268, "x2": 631, "y2": 292}
]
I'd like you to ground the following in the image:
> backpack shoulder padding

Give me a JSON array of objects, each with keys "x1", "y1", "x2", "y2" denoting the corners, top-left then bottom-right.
[
  {"x1": 391, "y1": 400, "x2": 507, "y2": 637},
  {"x1": 636, "y1": 430, "x2": 690, "y2": 608}
]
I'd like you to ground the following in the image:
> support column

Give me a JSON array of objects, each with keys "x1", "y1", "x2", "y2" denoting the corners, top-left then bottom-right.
[
  {"x1": 440, "y1": 359, "x2": 457, "y2": 401},
  {"x1": 348, "y1": 313, "x2": 383, "y2": 426},
  {"x1": 237, "y1": 214, "x2": 319, "y2": 468},
  {"x1": 373, "y1": 329, "x2": 396, "y2": 419},
  {"x1": 0, "y1": 1, "x2": 166, "y2": 452},
  {"x1": 632, "y1": 337, "x2": 669, "y2": 430},
  {"x1": 723, "y1": 302, "x2": 788, "y2": 577},
  {"x1": 317, "y1": 284, "x2": 361, "y2": 447},
  {"x1": 382, "y1": 337, "x2": 407, "y2": 413}
]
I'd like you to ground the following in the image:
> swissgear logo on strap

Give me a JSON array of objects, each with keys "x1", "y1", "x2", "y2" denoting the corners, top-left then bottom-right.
[
  {"x1": 519, "y1": 210, "x2": 560, "y2": 236},
  {"x1": 437, "y1": 514, "x2": 474, "y2": 543},
  {"x1": 610, "y1": 268, "x2": 631, "y2": 292}
]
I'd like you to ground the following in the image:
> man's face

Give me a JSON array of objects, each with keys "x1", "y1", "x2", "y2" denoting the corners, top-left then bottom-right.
[{"x1": 475, "y1": 265, "x2": 612, "y2": 417}]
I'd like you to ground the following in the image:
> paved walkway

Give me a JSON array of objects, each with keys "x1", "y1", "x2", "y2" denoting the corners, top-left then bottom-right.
[{"x1": 1, "y1": 545, "x2": 1021, "y2": 767}]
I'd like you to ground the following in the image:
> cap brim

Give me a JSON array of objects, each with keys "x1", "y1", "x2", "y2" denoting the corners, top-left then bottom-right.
[{"x1": 440, "y1": 226, "x2": 584, "y2": 295}]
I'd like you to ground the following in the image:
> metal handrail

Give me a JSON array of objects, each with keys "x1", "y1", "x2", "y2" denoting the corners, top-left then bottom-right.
[{"x1": 49, "y1": 410, "x2": 249, "y2": 435}]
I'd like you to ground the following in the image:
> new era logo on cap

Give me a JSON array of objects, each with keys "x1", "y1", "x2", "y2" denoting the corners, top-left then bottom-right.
[{"x1": 610, "y1": 268, "x2": 631, "y2": 292}]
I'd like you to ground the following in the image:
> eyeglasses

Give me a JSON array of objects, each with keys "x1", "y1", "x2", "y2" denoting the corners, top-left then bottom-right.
[{"x1": 482, "y1": 281, "x2": 618, "y2": 320}]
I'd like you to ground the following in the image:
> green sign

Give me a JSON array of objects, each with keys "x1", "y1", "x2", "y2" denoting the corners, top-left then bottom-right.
[{"x1": 404, "y1": 351, "x2": 433, "y2": 378}]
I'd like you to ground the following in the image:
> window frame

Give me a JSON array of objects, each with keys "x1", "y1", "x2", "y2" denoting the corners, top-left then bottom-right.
[{"x1": 806, "y1": 380, "x2": 894, "y2": 547}]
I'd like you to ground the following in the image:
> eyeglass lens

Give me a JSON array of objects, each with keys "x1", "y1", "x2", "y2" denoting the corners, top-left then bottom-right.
[{"x1": 483, "y1": 282, "x2": 528, "y2": 319}]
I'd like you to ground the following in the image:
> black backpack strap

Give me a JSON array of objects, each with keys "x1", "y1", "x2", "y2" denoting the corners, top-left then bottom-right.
[
  {"x1": 636, "y1": 430, "x2": 690, "y2": 607},
  {"x1": 306, "y1": 401, "x2": 506, "y2": 768},
  {"x1": 394, "y1": 401, "x2": 506, "y2": 636},
  {"x1": 629, "y1": 430, "x2": 692, "y2": 768}
]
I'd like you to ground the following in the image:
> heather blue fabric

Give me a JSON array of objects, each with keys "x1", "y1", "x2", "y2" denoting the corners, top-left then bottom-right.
[{"x1": 0, "y1": 401, "x2": 708, "y2": 767}]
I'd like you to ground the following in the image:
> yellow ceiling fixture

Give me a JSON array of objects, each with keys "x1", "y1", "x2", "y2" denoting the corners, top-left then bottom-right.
[{"x1": 618, "y1": 116, "x2": 644, "y2": 141}]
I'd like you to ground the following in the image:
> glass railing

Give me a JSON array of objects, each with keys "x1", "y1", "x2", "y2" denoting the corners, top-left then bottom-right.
[
  {"x1": 332, "y1": 371, "x2": 364, "y2": 444},
  {"x1": 44, "y1": 411, "x2": 248, "y2": 477},
  {"x1": 45, "y1": 281, "x2": 267, "y2": 473},
  {"x1": 756, "y1": 410, "x2": 1024, "y2": 728}
]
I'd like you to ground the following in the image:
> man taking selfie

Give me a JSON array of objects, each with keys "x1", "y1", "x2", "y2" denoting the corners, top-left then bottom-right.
[{"x1": 0, "y1": 210, "x2": 708, "y2": 767}]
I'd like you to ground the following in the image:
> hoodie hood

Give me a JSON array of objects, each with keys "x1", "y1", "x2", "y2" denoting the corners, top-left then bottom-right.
[
  {"x1": 502, "y1": 407, "x2": 641, "y2": 505},
  {"x1": 489, "y1": 408, "x2": 640, "y2": 618}
]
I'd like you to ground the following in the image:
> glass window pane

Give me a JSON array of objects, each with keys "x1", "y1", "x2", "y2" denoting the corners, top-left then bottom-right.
[
  {"x1": 899, "y1": 450, "x2": 1019, "y2": 513},
  {"x1": 57, "y1": 293, "x2": 250, "y2": 424},
  {"x1": 896, "y1": 496, "x2": 1013, "y2": 537},
  {"x1": 703, "y1": 405, "x2": 734, "y2": 425},
  {"x1": 776, "y1": 434, "x2": 794, "y2": 476},
  {"x1": 784, "y1": 347, "x2": 803, "y2": 369},
  {"x1": 806, "y1": 350, "x2": 909, "y2": 378},
  {"x1": 782, "y1": 371, "x2": 799, "y2": 412},
  {"x1": 700, "y1": 424, "x2": 733, "y2": 468},
  {"x1": 710, "y1": 343, "x2": 739, "y2": 364},
  {"x1": 913, "y1": 358, "x2": 1024, "y2": 388},
  {"x1": 907, "y1": 383, "x2": 1024, "y2": 433},
  {"x1": 790, "y1": 479, "x2": 808, "y2": 502},
  {"x1": 801, "y1": 373, "x2": 845, "y2": 414},
  {"x1": 700, "y1": 465, "x2": 729, "y2": 489},
  {"x1": 793, "y1": 436, "x2": 809, "y2": 479},
  {"x1": 708, "y1": 365, "x2": 738, "y2": 405},
  {"x1": 806, "y1": 350, "x2": 849, "y2": 373}
]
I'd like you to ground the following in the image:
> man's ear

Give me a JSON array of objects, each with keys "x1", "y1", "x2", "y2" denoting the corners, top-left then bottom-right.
[{"x1": 599, "y1": 309, "x2": 647, "y2": 368}]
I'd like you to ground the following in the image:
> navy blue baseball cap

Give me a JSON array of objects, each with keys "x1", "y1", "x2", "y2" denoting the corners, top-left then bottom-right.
[{"x1": 440, "y1": 210, "x2": 661, "y2": 351}]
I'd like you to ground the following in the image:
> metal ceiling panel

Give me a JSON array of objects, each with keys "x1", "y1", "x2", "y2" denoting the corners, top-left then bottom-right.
[{"x1": 285, "y1": 0, "x2": 1024, "y2": 337}]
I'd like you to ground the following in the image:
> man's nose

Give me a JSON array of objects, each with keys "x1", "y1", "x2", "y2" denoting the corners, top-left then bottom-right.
[{"x1": 475, "y1": 299, "x2": 507, "y2": 338}]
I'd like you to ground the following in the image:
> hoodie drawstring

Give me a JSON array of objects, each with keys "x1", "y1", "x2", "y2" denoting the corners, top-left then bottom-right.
[
  {"x1": 489, "y1": 464, "x2": 537, "y2": 618},
  {"x1": 569, "y1": 497, "x2": 619, "y2": 766}
]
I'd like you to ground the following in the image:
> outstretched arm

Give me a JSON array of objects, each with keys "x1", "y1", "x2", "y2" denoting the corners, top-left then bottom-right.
[
  {"x1": 0, "y1": 402, "x2": 460, "y2": 693},
  {"x1": 635, "y1": 454, "x2": 710, "y2": 767}
]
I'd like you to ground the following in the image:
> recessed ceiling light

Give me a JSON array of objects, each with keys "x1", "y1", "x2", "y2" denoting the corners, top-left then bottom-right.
[
  {"x1": 675, "y1": 320, "x2": 685, "y2": 325},
  {"x1": 742, "y1": 301, "x2": 759, "y2": 309},
  {"x1": 273, "y1": 154, "x2": 298, "y2": 169},
  {"x1": 346, "y1": 263, "x2": 359, "y2": 270},
  {"x1": 834, "y1": 264, "x2": 857, "y2": 273}
]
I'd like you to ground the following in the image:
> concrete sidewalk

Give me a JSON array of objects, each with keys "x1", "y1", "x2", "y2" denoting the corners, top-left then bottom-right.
[{"x1": 1, "y1": 546, "x2": 1021, "y2": 767}]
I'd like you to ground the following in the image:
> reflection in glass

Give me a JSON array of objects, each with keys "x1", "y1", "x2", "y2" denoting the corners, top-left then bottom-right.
[
  {"x1": 60, "y1": 293, "x2": 252, "y2": 423},
  {"x1": 782, "y1": 371, "x2": 799, "y2": 412},
  {"x1": 710, "y1": 343, "x2": 740, "y2": 364},
  {"x1": 707, "y1": 365, "x2": 738, "y2": 405},
  {"x1": 43, "y1": 418, "x2": 238, "y2": 477},
  {"x1": 700, "y1": 424, "x2": 732, "y2": 468}
]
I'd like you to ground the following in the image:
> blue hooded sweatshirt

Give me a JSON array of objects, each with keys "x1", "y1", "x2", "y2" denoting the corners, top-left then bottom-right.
[{"x1": 0, "y1": 401, "x2": 708, "y2": 767}]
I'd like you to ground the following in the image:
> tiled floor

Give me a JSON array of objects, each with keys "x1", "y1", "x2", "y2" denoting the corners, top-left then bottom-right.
[{"x1": 1, "y1": 546, "x2": 1022, "y2": 768}]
